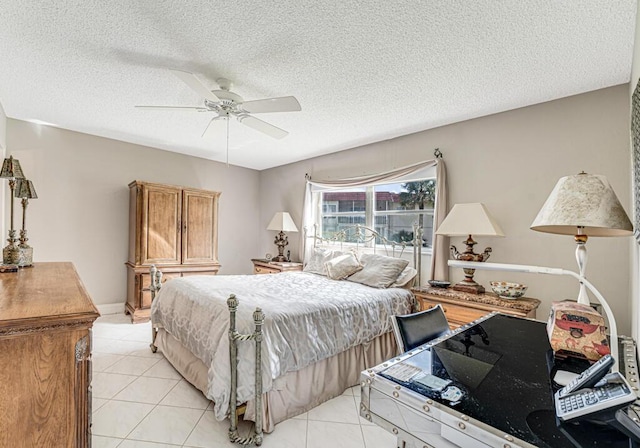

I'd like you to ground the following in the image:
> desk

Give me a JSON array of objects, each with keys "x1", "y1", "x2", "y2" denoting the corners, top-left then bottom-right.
[{"x1": 360, "y1": 314, "x2": 639, "y2": 448}]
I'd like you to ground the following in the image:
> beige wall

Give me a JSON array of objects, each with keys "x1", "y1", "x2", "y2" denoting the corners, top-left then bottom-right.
[
  {"x1": 6, "y1": 119, "x2": 261, "y2": 307},
  {"x1": 630, "y1": 4, "x2": 640, "y2": 344},
  {"x1": 0, "y1": 103, "x2": 6, "y2": 241},
  {"x1": 632, "y1": 8, "x2": 640, "y2": 90},
  {"x1": 0, "y1": 103, "x2": 6, "y2": 151},
  {"x1": 3, "y1": 86, "x2": 632, "y2": 333},
  {"x1": 260, "y1": 85, "x2": 633, "y2": 335}
]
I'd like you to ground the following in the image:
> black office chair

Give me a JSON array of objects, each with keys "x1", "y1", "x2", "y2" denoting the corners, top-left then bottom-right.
[{"x1": 392, "y1": 304, "x2": 451, "y2": 353}]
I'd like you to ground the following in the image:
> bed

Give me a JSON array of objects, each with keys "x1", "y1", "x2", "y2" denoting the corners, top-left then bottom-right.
[{"x1": 149, "y1": 225, "x2": 420, "y2": 445}]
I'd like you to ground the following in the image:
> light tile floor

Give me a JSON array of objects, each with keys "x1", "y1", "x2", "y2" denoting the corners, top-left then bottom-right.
[{"x1": 92, "y1": 314, "x2": 397, "y2": 448}]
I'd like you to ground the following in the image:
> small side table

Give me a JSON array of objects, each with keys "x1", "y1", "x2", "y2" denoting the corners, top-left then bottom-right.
[
  {"x1": 411, "y1": 286, "x2": 541, "y2": 329},
  {"x1": 251, "y1": 259, "x2": 303, "y2": 275}
]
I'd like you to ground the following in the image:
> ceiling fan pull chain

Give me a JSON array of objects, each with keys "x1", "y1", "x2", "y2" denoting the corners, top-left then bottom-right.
[{"x1": 226, "y1": 116, "x2": 230, "y2": 167}]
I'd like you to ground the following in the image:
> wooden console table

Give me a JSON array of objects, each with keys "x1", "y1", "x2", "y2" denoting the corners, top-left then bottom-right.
[
  {"x1": 0, "y1": 262, "x2": 99, "y2": 447},
  {"x1": 412, "y1": 286, "x2": 540, "y2": 328}
]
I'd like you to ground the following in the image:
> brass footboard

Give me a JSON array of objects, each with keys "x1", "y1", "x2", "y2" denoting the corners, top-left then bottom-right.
[
  {"x1": 227, "y1": 295, "x2": 264, "y2": 446},
  {"x1": 149, "y1": 264, "x2": 163, "y2": 353},
  {"x1": 147, "y1": 265, "x2": 265, "y2": 446}
]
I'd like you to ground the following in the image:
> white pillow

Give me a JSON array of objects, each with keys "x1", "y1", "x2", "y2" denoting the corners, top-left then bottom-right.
[
  {"x1": 325, "y1": 253, "x2": 362, "y2": 280},
  {"x1": 347, "y1": 253, "x2": 409, "y2": 288},
  {"x1": 303, "y1": 248, "x2": 343, "y2": 276},
  {"x1": 390, "y1": 266, "x2": 418, "y2": 288}
]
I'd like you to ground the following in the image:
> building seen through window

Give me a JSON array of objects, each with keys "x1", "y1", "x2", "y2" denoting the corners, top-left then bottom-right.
[{"x1": 320, "y1": 180, "x2": 435, "y2": 248}]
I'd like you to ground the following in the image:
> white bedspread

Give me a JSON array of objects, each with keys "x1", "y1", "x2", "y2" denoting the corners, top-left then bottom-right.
[{"x1": 150, "y1": 271, "x2": 413, "y2": 420}]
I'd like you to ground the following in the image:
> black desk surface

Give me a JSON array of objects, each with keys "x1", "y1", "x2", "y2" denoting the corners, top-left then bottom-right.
[{"x1": 380, "y1": 314, "x2": 632, "y2": 448}]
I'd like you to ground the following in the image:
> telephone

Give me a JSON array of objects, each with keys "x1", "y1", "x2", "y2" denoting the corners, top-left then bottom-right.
[{"x1": 554, "y1": 354, "x2": 640, "y2": 443}]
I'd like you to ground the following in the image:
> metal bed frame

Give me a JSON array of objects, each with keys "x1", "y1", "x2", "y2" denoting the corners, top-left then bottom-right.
[{"x1": 148, "y1": 223, "x2": 423, "y2": 446}]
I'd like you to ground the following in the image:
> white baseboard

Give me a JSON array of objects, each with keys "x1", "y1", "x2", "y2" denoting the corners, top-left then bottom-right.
[{"x1": 97, "y1": 302, "x2": 126, "y2": 315}]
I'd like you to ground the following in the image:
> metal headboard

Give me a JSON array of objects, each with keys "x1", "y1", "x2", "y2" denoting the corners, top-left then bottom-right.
[{"x1": 306, "y1": 223, "x2": 423, "y2": 285}]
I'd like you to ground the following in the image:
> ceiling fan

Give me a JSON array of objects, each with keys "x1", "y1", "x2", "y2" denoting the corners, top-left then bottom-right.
[{"x1": 136, "y1": 69, "x2": 301, "y2": 140}]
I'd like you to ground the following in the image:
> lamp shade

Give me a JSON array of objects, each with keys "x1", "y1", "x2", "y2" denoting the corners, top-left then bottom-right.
[
  {"x1": 435, "y1": 203, "x2": 505, "y2": 237},
  {"x1": 531, "y1": 173, "x2": 633, "y2": 237},
  {"x1": 267, "y1": 212, "x2": 298, "y2": 232},
  {"x1": 14, "y1": 179, "x2": 37, "y2": 199},
  {"x1": 0, "y1": 156, "x2": 25, "y2": 180}
]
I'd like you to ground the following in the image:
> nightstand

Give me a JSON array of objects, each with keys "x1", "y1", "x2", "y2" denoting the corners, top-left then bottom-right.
[
  {"x1": 251, "y1": 259, "x2": 303, "y2": 274},
  {"x1": 411, "y1": 286, "x2": 540, "y2": 329}
]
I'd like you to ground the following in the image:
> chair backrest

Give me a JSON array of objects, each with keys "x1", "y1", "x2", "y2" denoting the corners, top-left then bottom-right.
[{"x1": 391, "y1": 304, "x2": 451, "y2": 353}]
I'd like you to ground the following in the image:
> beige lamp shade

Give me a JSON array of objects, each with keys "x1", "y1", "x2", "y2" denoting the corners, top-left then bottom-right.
[
  {"x1": 530, "y1": 173, "x2": 632, "y2": 236},
  {"x1": 435, "y1": 203, "x2": 505, "y2": 237},
  {"x1": 267, "y1": 212, "x2": 298, "y2": 232}
]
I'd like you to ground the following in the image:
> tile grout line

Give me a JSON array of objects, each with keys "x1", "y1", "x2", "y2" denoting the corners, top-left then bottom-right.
[{"x1": 95, "y1": 317, "x2": 378, "y2": 448}]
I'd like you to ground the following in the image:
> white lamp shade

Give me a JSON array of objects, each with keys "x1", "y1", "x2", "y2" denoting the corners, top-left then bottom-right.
[
  {"x1": 267, "y1": 212, "x2": 298, "y2": 232},
  {"x1": 435, "y1": 203, "x2": 505, "y2": 237},
  {"x1": 531, "y1": 173, "x2": 633, "y2": 237}
]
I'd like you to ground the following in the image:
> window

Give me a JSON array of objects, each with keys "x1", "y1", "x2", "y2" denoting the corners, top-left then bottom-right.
[{"x1": 319, "y1": 180, "x2": 435, "y2": 248}]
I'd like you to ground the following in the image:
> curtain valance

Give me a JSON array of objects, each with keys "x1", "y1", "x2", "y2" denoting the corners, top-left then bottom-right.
[{"x1": 300, "y1": 158, "x2": 448, "y2": 283}]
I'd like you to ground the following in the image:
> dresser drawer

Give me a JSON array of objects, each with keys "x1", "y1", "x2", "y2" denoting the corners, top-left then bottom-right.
[
  {"x1": 418, "y1": 297, "x2": 489, "y2": 327},
  {"x1": 254, "y1": 265, "x2": 280, "y2": 274}
]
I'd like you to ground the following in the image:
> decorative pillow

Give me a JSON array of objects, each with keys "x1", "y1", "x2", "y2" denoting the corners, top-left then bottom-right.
[
  {"x1": 347, "y1": 253, "x2": 409, "y2": 288},
  {"x1": 390, "y1": 266, "x2": 418, "y2": 288},
  {"x1": 303, "y1": 248, "x2": 343, "y2": 276},
  {"x1": 325, "y1": 253, "x2": 362, "y2": 280}
]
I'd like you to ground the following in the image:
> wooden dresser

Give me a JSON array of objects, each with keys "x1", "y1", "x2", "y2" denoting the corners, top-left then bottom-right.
[
  {"x1": 126, "y1": 181, "x2": 221, "y2": 322},
  {"x1": 412, "y1": 286, "x2": 540, "y2": 329},
  {"x1": 0, "y1": 262, "x2": 100, "y2": 447},
  {"x1": 251, "y1": 259, "x2": 303, "y2": 274}
]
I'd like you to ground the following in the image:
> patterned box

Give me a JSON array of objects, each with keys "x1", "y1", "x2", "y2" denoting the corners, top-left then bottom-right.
[{"x1": 547, "y1": 300, "x2": 609, "y2": 362}]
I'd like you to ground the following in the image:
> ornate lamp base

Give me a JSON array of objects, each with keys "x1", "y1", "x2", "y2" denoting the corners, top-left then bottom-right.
[
  {"x1": 2, "y1": 249, "x2": 19, "y2": 265},
  {"x1": 17, "y1": 245, "x2": 33, "y2": 267},
  {"x1": 3, "y1": 240, "x2": 19, "y2": 266},
  {"x1": 450, "y1": 236, "x2": 492, "y2": 295},
  {"x1": 272, "y1": 231, "x2": 289, "y2": 262}
]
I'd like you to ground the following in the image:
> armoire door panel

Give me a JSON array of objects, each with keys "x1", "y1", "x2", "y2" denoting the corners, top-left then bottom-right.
[
  {"x1": 142, "y1": 186, "x2": 182, "y2": 264},
  {"x1": 182, "y1": 189, "x2": 219, "y2": 264}
]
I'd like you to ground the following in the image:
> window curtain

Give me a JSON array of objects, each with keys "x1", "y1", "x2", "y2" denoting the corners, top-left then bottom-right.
[{"x1": 300, "y1": 159, "x2": 449, "y2": 283}]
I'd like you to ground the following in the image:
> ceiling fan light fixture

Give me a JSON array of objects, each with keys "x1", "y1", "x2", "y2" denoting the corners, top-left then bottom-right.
[{"x1": 136, "y1": 69, "x2": 301, "y2": 159}]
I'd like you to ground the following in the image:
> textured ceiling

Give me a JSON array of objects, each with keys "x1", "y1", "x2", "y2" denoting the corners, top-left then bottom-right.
[{"x1": 0, "y1": 1, "x2": 637, "y2": 170}]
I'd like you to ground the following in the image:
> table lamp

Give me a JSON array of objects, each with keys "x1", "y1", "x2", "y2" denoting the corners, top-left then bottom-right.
[
  {"x1": 0, "y1": 156, "x2": 25, "y2": 265},
  {"x1": 267, "y1": 212, "x2": 298, "y2": 262},
  {"x1": 15, "y1": 179, "x2": 38, "y2": 267},
  {"x1": 530, "y1": 172, "x2": 633, "y2": 305},
  {"x1": 435, "y1": 203, "x2": 504, "y2": 293}
]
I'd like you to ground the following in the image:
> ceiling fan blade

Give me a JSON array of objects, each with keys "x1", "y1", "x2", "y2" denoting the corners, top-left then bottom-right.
[
  {"x1": 241, "y1": 96, "x2": 301, "y2": 114},
  {"x1": 238, "y1": 115, "x2": 288, "y2": 139},
  {"x1": 135, "y1": 105, "x2": 208, "y2": 111},
  {"x1": 170, "y1": 69, "x2": 221, "y2": 103},
  {"x1": 201, "y1": 116, "x2": 226, "y2": 139}
]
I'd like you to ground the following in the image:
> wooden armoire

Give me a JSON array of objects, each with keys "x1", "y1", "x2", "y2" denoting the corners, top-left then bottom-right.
[{"x1": 126, "y1": 180, "x2": 221, "y2": 322}]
